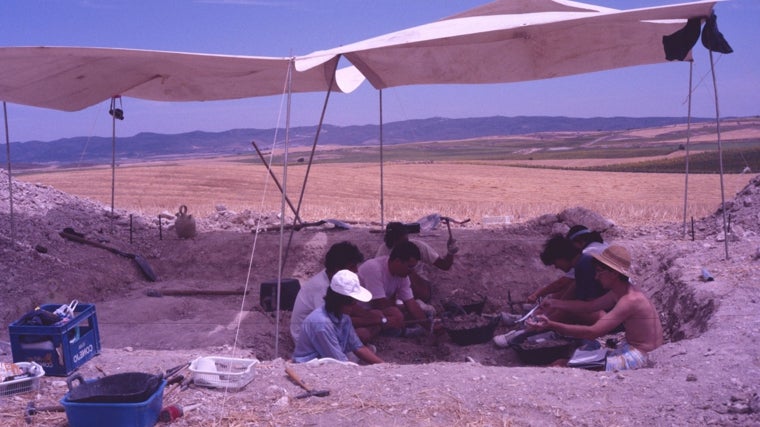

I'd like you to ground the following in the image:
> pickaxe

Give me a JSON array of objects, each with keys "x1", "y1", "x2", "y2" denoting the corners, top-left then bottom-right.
[
  {"x1": 440, "y1": 216, "x2": 469, "y2": 253},
  {"x1": 285, "y1": 366, "x2": 330, "y2": 399}
]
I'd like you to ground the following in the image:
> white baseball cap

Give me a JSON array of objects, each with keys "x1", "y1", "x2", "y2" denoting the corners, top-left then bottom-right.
[{"x1": 330, "y1": 270, "x2": 372, "y2": 302}]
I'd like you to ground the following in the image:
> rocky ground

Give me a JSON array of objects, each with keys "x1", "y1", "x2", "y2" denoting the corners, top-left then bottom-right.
[{"x1": 1, "y1": 169, "x2": 759, "y2": 426}]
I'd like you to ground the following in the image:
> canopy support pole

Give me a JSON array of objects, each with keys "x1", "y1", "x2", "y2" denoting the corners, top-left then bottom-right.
[
  {"x1": 379, "y1": 89, "x2": 385, "y2": 228},
  {"x1": 276, "y1": 57, "x2": 339, "y2": 279},
  {"x1": 109, "y1": 96, "x2": 118, "y2": 233},
  {"x1": 3, "y1": 102, "x2": 16, "y2": 247},
  {"x1": 708, "y1": 50, "x2": 729, "y2": 259},
  {"x1": 291, "y1": 57, "x2": 339, "y2": 229},
  {"x1": 274, "y1": 60, "x2": 294, "y2": 359},
  {"x1": 682, "y1": 62, "x2": 694, "y2": 237},
  {"x1": 250, "y1": 139, "x2": 302, "y2": 223}
]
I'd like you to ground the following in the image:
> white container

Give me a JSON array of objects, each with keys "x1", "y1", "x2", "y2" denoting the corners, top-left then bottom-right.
[
  {"x1": 481, "y1": 215, "x2": 512, "y2": 226},
  {"x1": 189, "y1": 356, "x2": 258, "y2": 390},
  {"x1": 0, "y1": 362, "x2": 45, "y2": 397}
]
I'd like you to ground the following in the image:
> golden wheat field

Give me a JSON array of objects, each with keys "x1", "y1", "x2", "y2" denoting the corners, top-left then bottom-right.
[{"x1": 15, "y1": 157, "x2": 753, "y2": 227}]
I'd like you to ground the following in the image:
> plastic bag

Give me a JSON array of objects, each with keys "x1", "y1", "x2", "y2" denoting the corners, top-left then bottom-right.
[{"x1": 53, "y1": 299, "x2": 78, "y2": 319}]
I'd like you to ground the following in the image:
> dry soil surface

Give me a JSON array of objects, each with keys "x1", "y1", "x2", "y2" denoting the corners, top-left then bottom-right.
[{"x1": 1, "y1": 169, "x2": 760, "y2": 426}]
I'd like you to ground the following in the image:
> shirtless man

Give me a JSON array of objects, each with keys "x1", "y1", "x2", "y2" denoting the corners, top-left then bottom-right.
[{"x1": 526, "y1": 245, "x2": 664, "y2": 371}]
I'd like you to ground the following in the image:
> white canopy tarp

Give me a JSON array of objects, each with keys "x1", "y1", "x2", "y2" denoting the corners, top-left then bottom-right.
[
  {"x1": 0, "y1": 1, "x2": 722, "y2": 111},
  {"x1": 297, "y1": 0, "x2": 720, "y2": 89},
  {"x1": 0, "y1": 46, "x2": 365, "y2": 112}
]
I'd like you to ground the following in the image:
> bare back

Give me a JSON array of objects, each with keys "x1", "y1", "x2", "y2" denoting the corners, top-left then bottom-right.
[{"x1": 598, "y1": 285, "x2": 664, "y2": 352}]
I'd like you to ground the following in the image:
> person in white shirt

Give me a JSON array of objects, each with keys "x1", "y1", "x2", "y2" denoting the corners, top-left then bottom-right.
[
  {"x1": 376, "y1": 222, "x2": 456, "y2": 303},
  {"x1": 351, "y1": 241, "x2": 431, "y2": 341},
  {"x1": 289, "y1": 241, "x2": 364, "y2": 343}
]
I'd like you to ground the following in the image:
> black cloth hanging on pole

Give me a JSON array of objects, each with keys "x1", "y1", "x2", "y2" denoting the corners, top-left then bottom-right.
[
  {"x1": 701, "y1": 13, "x2": 733, "y2": 54},
  {"x1": 663, "y1": 18, "x2": 702, "y2": 61},
  {"x1": 662, "y1": 12, "x2": 733, "y2": 62}
]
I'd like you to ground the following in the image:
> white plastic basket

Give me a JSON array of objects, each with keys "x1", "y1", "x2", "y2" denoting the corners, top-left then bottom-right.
[
  {"x1": 0, "y1": 362, "x2": 45, "y2": 397},
  {"x1": 189, "y1": 356, "x2": 258, "y2": 390}
]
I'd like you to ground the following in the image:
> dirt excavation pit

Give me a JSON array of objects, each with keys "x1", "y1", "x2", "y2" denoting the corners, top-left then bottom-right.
[
  {"x1": 238, "y1": 224, "x2": 721, "y2": 367},
  {"x1": 0, "y1": 202, "x2": 722, "y2": 369},
  {"x1": 3, "y1": 171, "x2": 760, "y2": 426}
]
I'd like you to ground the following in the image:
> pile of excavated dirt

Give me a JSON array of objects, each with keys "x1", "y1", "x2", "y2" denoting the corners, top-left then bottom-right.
[{"x1": 1, "y1": 170, "x2": 759, "y2": 426}]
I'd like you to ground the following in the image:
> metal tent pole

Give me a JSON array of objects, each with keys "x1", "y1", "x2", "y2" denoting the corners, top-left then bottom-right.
[
  {"x1": 292, "y1": 57, "x2": 339, "y2": 225},
  {"x1": 109, "y1": 97, "x2": 117, "y2": 234},
  {"x1": 3, "y1": 102, "x2": 16, "y2": 247},
  {"x1": 682, "y1": 62, "x2": 694, "y2": 237},
  {"x1": 708, "y1": 49, "x2": 729, "y2": 259},
  {"x1": 278, "y1": 57, "x2": 338, "y2": 276},
  {"x1": 379, "y1": 89, "x2": 385, "y2": 228},
  {"x1": 275, "y1": 60, "x2": 294, "y2": 359}
]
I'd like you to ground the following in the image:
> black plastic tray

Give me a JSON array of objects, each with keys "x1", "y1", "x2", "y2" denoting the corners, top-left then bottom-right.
[
  {"x1": 510, "y1": 332, "x2": 580, "y2": 365},
  {"x1": 66, "y1": 372, "x2": 162, "y2": 403}
]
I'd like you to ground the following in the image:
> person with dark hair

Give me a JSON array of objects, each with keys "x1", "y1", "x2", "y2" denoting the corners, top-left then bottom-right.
[
  {"x1": 494, "y1": 234, "x2": 605, "y2": 347},
  {"x1": 531, "y1": 230, "x2": 607, "y2": 304},
  {"x1": 290, "y1": 241, "x2": 365, "y2": 343},
  {"x1": 529, "y1": 235, "x2": 584, "y2": 303},
  {"x1": 527, "y1": 245, "x2": 664, "y2": 371},
  {"x1": 566, "y1": 225, "x2": 607, "y2": 255},
  {"x1": 376, "y1": 222, "x2": 456, "y2": 303},
  {"x1": 293, "y1": 270, "x2": 383, "y2": 364},
  {"x1": 563, "y1": 224, "x2": 609, "y2": 301},
  {"x1": 351, "y1": 240, "x2": 430, "y2": 341}
]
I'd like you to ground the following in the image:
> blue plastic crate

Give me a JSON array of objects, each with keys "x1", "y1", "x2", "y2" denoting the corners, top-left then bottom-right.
[
  {"x1": 61, "y1": 380, "x2": 166, "y2": 427},
  {"x1": 9, "y1": 303, "x2": 101, "y2": 376}
]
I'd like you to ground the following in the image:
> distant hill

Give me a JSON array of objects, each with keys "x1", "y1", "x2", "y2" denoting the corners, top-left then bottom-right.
[{"x1": 0, "y1": 116, "x2": 717, "y2": 168}]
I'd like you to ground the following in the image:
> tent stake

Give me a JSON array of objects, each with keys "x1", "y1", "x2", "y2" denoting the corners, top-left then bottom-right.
[{"x1": 691, "y1": 216, "x2": 695, "y2": 241}]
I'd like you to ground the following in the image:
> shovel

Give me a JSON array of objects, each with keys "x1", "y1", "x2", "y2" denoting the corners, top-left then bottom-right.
[
  {"x1": 293, "y1": 219, "x2": 350, "y2": 231},
  {"x1": 60, "y1": 229, "x2": 157, "y2": 282},
  {"x1": 262, "y1": 219, "x2": 351, "y2": 232}
]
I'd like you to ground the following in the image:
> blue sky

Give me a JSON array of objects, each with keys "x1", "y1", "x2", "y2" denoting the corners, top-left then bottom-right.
[{"x1": 1, "y1": 0, "x2": 758, "y2": 142}]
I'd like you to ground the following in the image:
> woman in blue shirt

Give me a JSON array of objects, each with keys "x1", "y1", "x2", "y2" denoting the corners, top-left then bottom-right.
[{"x1": 293, "y1": 270, "x2": 383, "y2": 364}]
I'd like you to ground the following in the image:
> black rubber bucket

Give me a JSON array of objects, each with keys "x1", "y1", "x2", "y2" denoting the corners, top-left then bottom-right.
[
  {"x1": 510, "y1": 331, "x2": 580, "y2": 365},
  {"x1": 65, "y1": 372, "x2": 162, "y2": 403},
  {"x1": 443, "y1": 315, "x2": 499, "y2": 346}
]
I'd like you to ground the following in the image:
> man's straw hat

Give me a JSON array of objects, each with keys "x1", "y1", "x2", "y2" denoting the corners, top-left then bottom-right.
[{"x1": 591, "y1": 245, "x2": 632, "y2": 278}]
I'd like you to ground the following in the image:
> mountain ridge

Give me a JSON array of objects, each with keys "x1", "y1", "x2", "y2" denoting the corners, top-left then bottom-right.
[{"x1": 1, "y1": 115, "x2": 720, "y2": 167}]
